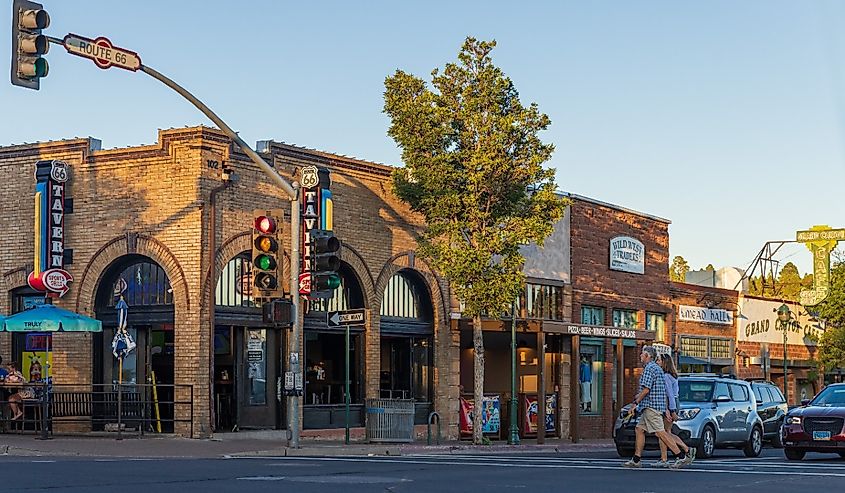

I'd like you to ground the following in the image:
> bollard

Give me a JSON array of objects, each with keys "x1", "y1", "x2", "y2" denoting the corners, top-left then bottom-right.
[{"x1": 427, "y1": 411, "x2": 441, "y2": 445}]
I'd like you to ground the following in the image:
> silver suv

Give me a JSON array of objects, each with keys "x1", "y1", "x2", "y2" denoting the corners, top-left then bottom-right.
[{"x1": 613, "y1": 374, "x2": 764, "y2": 459}]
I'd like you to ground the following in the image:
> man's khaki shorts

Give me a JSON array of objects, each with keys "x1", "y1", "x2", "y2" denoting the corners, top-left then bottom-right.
[{"x1": 636, "y1": 407, "x2": 664, "y2": 434}]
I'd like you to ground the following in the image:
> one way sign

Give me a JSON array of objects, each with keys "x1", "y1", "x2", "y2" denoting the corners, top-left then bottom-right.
[{"x1": 327, "y1": 309, "x2": 366, "y2": 327}]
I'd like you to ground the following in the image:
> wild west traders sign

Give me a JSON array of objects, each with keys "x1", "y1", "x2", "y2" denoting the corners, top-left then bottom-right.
[
  {"x1": 28, "y1": 160, "x2": 73, "y2": 298},
  {"x1": 609, "y1": 236, "x2": 645, "y2": 274}
]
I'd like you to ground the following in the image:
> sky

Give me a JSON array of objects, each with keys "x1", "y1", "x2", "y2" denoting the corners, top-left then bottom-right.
[{"x1": 3, "y1": 0, "x2": 845, "y2": 275}]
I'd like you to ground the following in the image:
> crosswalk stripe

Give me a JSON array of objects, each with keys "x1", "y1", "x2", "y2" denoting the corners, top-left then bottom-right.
[{"x1": 262, "y1": 456, "x2": 845, "y2": 478}]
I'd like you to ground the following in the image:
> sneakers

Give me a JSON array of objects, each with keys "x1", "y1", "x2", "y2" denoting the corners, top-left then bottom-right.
[
  {"x1": 651, "y1": 460, "x2": 670, "y2": 468},
  {"x1": 687, "y1": 447, "x2": 697, "y2": 463},
  {"x1": 669, "y1": 457, "x2": 687, "y2": 469},
  {"x1": 622, "y1": 458, "x2": 642, "y2": 468}
]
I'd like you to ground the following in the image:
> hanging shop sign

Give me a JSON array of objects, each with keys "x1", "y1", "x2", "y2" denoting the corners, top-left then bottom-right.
[
  {"x1": 678, "y1": 305, "x2": 734, "y2": 325},
  {"x1": 27, "y1": 160, "x2": 73, "y2": 297},
  {"x1": 609, "y1": 236, "x2": 645, "y2": 274},
  {"x1": 738, "y1": 298, "x2": 824, "y2": 346}
]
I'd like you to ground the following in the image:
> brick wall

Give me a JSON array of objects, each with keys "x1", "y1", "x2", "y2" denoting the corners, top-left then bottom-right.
[
  {"x1": 0, "y1": 128, "x2": 457, "y2": 438},
  {"x1": 567, "y1": 196, "x2": 672, "y2": 439}
]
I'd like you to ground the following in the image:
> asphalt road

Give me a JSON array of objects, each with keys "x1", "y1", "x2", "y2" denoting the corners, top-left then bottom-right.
[{"x1": 1, "y1": 447, "x2": 844, "y2": 492}]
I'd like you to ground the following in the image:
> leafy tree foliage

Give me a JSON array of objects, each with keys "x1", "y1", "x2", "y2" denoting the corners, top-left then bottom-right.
[
  {"x1": 384, "y1": 37, "x2": 568, "y2": 443},
  {"x1": 815, "y1": 251, "x2": 845, "y2": 372}
]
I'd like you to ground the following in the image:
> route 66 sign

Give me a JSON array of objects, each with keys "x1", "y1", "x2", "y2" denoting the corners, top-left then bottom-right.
[
  {"x1": 300, "y1": 166, "x2": 319, "y2": 189},
  {"x1": 50, "y1": 160, "x2": 69, "y2": 183}
]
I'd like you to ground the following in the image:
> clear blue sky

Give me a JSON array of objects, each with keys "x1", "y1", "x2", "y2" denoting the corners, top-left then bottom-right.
[{"x1": 4, "y1": 0, "x2": 844, "y2": 274}]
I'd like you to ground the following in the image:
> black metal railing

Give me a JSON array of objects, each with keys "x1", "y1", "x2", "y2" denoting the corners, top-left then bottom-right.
[{"x1": 0, "y1": 382, "x2": 194, "y2": 439}]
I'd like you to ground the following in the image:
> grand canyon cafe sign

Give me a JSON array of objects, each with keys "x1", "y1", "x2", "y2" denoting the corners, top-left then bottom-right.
[{"x1": 28, "y1": 160, "x2": 73, "y2": 297}]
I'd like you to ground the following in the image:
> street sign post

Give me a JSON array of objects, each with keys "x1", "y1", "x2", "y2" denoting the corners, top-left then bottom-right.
[
  {"x1": 327, "y1": 308, "x2": 365, "y2": 327},
  {"x1": 62, "y1": 34, "x2": 141, "y2": 71},
  {"x1": 327, "y1": 308, "x2": 366, "y2": 444}
]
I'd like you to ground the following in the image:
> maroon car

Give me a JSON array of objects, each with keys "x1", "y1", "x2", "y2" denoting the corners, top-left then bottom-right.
[{"x1": 782, "y1": 383, "x2": 845, "y2": 460}]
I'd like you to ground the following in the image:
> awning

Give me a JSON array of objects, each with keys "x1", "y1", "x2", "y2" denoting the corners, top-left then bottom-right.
[
  {"x1": 2, "y1": 304, "x2": 102, "y2": 332},
  {"x1": 678, "y1": 355, "x2": 710, "y2": 366}
]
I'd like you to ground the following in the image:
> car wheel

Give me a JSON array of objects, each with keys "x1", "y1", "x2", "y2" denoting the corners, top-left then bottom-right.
[
  {"x1": 784, "y1": 448, "x2": 805, "y2": 461},
  {"x1": 697, "y1": 425, "x2": 715, "y2": 459},
  {"x1": 770, "y1": 421, "x2": 784, "y2": 449},
  {"x1": 616, "y1": 445, "x2": 634, "y2": 458},
  {"x1": 743, "y1": 426, "x2": 763, "y2": 458}
]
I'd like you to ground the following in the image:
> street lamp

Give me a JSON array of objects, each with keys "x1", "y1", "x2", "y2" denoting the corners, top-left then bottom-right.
[
  {"x1": 508, "y1": 298, "x2": 520, "y2": 445},
  {"x1": 776, "y1": 304, "x2": 792, "y2": 404}
]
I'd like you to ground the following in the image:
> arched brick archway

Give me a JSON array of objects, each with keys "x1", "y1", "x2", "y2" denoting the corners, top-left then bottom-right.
[
  {"x1": 340, "y1": 244, "x2": 375, "y2": 308},
  {"x1": 368, "y1": 252, "x2": 457, "y2": 438},
  {"x1": 74, "y1": 235, "x2": 190, "y2": 316}
]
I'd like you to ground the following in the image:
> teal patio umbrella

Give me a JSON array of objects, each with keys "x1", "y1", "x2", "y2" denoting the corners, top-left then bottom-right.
[
  {"x1": 2, "y1": 304, "x2": 102, "y2": 333},
  {"x1": 2, "y1": 304, "x2": 102, "y2": 385}
]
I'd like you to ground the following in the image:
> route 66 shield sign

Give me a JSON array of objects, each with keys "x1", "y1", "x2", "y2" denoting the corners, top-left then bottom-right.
[
  {"x1": 300, "y1": 166, "x2": 319, "y2": 189},
  {"x1": 50, "y1": 160, "x2": 69, "y2": 183}
]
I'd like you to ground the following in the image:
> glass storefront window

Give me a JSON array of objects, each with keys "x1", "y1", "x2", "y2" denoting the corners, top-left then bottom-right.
[
  {"x1": 579, "y1": 344, "x2": 603, "y2": 415},
  {"x1": 710, "y1": 338, "x2": 732, "y2": 360},
  {"x1": 380, "y1": 336, "x2": 432, "y2": 401},
  {"x1": 526, "y1": 284, "x2": 563, "y2": 320},
  {"x1": 612, "y1": 309, "x2": 638, "y2": 328},
  {"x1": 246, "y1": 329, "x2": 266, "y2": 405},
  {"x1": 581, "y1": 306, "x2": 605, "y2": 325},
  {"x1": 646, "y1": 312, "x2": 666, "y2": 342},
  {"x1": 305, "y1": 332, "x2": 361, "y2": 405}
]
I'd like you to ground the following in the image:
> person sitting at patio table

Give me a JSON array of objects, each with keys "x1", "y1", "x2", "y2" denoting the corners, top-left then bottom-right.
[{"x1": 4, "y1": 362, "x2": 32, "y2": 421}]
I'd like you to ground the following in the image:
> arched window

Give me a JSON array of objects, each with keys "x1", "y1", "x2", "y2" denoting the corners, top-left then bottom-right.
[
  {"x1": 306, "y1": 265, "x2": 365, "y2": 314},
  {"x1": 104, "y1": 258, "x2": 173, "y2": 308},
  {"x1": 216, "y1": 252, "x2": 255, "y2": 308},
  {"x1": 379, "y1": 270, "x2": 433, "y2": 333}
]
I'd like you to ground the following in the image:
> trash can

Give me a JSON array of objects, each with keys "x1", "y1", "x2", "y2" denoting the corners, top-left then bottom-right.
[{"x1": 365, "y1": 398, "x2": 415, "y2": 443}]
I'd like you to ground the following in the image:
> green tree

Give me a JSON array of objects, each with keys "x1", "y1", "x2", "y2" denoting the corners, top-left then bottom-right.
[
  {"x1": 384, "y1": 37, "x2": 568, "y2": 444},
  {"x1": 669, "y1": 256, "x2": 690, "y2": 282},
  {"x1": 777, "y1": 262, "x2": 803, "y2": 302},
  {"x1": 815, "y1": 251, "x2": 845, "y2": 372}
]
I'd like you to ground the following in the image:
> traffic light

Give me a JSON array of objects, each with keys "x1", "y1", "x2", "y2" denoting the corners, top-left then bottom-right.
[
  {"x1": 252, "y1": 209, "x2": 284, "y2": 300},
  {"x1": 262, "y1": 299, "x2": 293, "y2": 327},
  {"x1": 309, "y1": 229, "x2": 341, "y2": 299},
  {"x1": 11, "y1": 0, "x2": 50, "y2": 90}
]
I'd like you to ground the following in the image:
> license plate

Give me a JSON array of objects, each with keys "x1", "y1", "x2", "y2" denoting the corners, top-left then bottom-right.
[{"x1": 813, "y1": 431, "x2": 832, "y2": 441}]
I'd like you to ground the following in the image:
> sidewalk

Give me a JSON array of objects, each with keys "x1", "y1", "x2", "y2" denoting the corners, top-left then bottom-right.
[{"x1": 0, "y1": 431, "x2": 614, "y2": 459}]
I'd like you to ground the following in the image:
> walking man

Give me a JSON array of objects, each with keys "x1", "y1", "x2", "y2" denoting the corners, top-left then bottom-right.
[{"x1": 623, "y1": 346, "x2": 691, "y2": 469}]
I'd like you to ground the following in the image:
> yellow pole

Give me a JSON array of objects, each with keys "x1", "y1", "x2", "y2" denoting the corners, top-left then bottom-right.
[{"x1": 151, "y1": 370, "x2": 162, "y2": 433}]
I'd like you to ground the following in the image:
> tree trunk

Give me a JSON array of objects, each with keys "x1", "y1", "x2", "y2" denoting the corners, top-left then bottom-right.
[{"x1": 472, "y1": 314, "x2": 485, "y2": 445}]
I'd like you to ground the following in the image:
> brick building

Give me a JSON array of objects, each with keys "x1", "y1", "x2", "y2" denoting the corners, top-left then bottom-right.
[
  {"x1": 669, "y1": 283, "x2": 739, "y2": 375},
  {"x1": 0, "y1": 127, "x2": 457, "y2": 438}
]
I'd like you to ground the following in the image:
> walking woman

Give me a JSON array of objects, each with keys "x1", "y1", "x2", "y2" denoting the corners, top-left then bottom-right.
[{"x1": 654, "y1": 353, "x2": 694, "y2": 467}]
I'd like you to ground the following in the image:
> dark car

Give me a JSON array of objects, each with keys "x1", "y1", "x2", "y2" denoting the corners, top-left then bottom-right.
[
  {"x1": 782, "y1": 383, "x2": 845, "y2": 460},
  {"x1": 749, "y1": 381, "x2": 788, "y2": 447}
]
